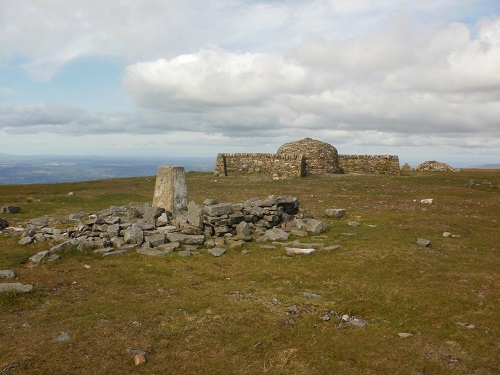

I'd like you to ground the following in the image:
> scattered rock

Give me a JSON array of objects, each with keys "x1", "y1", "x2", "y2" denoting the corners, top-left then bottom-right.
[
  {"x1": 416, "y1": 161, "x2": 459, "y2": 172},
  {"x1": 303, "y1": 292, "x2": 321, "y2": 299},
  {"x1": 208, "y1": 247, "x2": 226, "y2": 257},
  {"x1": 443, "y1": 232, "x2": 451, "y2": 237},
  {"x1": 456, "y1": 322, "x2": 475, "y2": 329},
  {"x1": 55, "y1": 331, "x2": 71, "y2": 342},
  {"x1": 285, "y1": 247, "x2": 315, "y2": 256},
  {"x1": 18, "y1": 236, "x2": 33, "y2": 245},
  {"x1": 178, "y1": 250, "x2": 192, "y2": 257},
  {"x1": 321, "y1": 245, "x2": 341, "y2": 251},
  {"x1": 0, "y1": 270, "x2": 16, "y2": 279},
  {"x1": 420, "y1": 198, "x2": 433, "y2": 204},
  {"x1": 28, "y1": 250, "x2": 49, "y2": 264},
  {"x1": 347, "y1": 221, "x2": 360, "y2": 227},
  {"x1": 325, "y1": 208, "x2": 346, "y2": 218},
  {"x1": 0, "y1": 283, "x2": 33, "y2": 293},
  {"x1": 1, "y1": 206, "x2": 20, "y2": 214},
  {"x1": 398, "y1": 332, "x2": 413, "y2": 338},
  {"x1": 84, "y1": 264, "x2": 92, "y2": 269},
  {"x1": 264, "y1": 228, "x2": 289, "y2": 241},
  {"x1": 126, "y1": 348, "x2": 147, "y2": 356},
  {"x1": 417, "y1": 238, "x2": 431, "y2": 247},
  {"x1": 341, "y1": 314, "x2": 367, "y2": 327}
]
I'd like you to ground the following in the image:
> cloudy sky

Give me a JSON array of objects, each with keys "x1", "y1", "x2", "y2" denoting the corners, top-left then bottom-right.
[{"x1": 1, "y1": 0, "x2": 499, "y2": 167}]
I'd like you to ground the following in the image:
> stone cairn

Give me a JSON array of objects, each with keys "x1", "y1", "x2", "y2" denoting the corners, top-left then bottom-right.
[
  {"x1": 9, "y1": 195, "x2": 328, "y2": 264},
  {"x1": 416, "y1": 160, "x2": 460, "y2": 172},
  {"x1": 7, "y1": 166, "x2": 329, "y2": 263}
]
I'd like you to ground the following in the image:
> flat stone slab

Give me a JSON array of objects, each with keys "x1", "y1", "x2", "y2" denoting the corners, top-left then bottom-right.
[
  {"x1": 0, "y1": 283, "x2": 33, "y2": 292},
  {"x1": 167, "y1": 233, "x2": 205, "y2": 244},
  {"x1": 321, "y1": 245, "x2": 341, "y2": 251},
  {"x1": 0, "y1": 270, "x2": 16, "y2": 279},
  {"x1": 285, "y1": 247, "x2": 315, "y2": 256},
  {"x1": 208, "y1": 247, "x2": 226, "y2": 257},
  {"x1": 137, "y1": 248, "x2": 170, "y2": 256}
]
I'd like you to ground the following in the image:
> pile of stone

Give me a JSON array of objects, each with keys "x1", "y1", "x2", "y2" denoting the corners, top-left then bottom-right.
[
  {"x1": 9, "y1": 196, "x2": 328, "y2": 264},
  {"x1": 416, "y1": 161, "x2": 460, "y2": 172}
]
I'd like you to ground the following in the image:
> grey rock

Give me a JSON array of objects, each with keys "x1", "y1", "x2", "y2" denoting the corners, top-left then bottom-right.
[
  {"x1": 1, "y1": 206, "x2": 20, "y2": 214},
  {"x1": 236, "y1": 221, "x2": 253, "y2": 236},
  {"x1": 306, "y1": 219, "x2": 328, "y2": 233},
  {"x1": 208, "y1": 247, "x2": 226, "y2": 257},
  {"x1": 264, "y1": 228, "x2": 289, "y2": 241},
  {"x1": 49, "y1": 240, "x2": 76, "y2": 254},
  {"x1": 187, "y1": 201, "x2": 203, "y2": 227},
  {"x1": 443, "y1": 232, "x2": 451, "y2": 237},
  {"x1": 143, "y1": 205, "x2": 166, "y2": 221},
  {"x1": 107, "y1": 224, "x2": 121, "y2": 237},
  {"x1": 137, "y1": 248, "x2": 169, "y2": 256},
  {"x1": 143, "y1": 233, "x2": 166, "y2": 248},
  {"x1": 47, "y1": 254, "x2": 60, "y2": 262},
  {"x1": 124, "y1": 225, "x2": 144, "y2": 245},
  {"x1": 417, "y1": 238, "x2": 431, "y2": 247},
  {"x1": 126, "y1": 348, "x2": 148, "y2": 356},
  {"x1": 28, "y1": 217, "x2": 48, "y2": 227},
  {"x1": 167, "y1": 233, "x2": 205, "y2": 245},
  {"x1": 103, "y1": 250, "x2": 127, "y2": 257},
  {"x1": 178, "y1": 250, "x2": 192, "y2": 257},
  {"x1": 0, "y1": 283, "x2": 33, "y2": 292},
  {"x1": 0, "y1": 270, "x2": 16, "y2": 279},
  {"x1": 321, "y1": 245, "x2": 341, "y2": 251},
  {"x1": 29, "y1": 250, "x2": 49, "y2": 264},
  {"x1": 341, "y1": 314, "x2": 367, "y2": 327},
  {"x1": 69, "y1": 212, "x2": 87, "y2": 221},
  {"x1": 347, "y1": 221, "x2": 360, "y2": 227},
  {"x1": 285, "y1": 247, "x2": 315, "y2": 256},
  {"x1": 156, "y1": 212, "x2": 173, "y2": 226},
  {"x1": 203, "y1": 198, "x2": 218, "y2": 205},
  {"x1": 56, "y1": 331, "x2": 71, "y2": 342},
  {"x1": 18, "y1": 236, "x2": 33, "y2": 245},
  {"x1": 303, "y1": 292, "x2": 322, "y2": 299},
  {"x1": 157, "y1": 242, "x2": 180, "y2": 252},
  {"x1": 203, "y1": 203, "x2": 233, "y2": 217},
  {"x1": 325, "y1": 208, "x2": 346, "y2": 218}
]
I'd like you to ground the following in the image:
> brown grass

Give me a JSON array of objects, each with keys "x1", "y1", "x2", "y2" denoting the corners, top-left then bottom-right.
[{"x1": 0, "y1": 169, "x2": 498, "y2": 374}]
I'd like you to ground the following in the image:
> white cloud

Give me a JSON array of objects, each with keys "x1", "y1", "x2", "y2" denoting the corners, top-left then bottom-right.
[{"x1": 0, "y1": 0, "x2": 498, "y2": 165}]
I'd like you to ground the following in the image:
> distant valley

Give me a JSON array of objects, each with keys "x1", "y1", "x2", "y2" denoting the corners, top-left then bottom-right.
[{"x1": 0, "y1": 154, "x2": 214, "y2": 184}]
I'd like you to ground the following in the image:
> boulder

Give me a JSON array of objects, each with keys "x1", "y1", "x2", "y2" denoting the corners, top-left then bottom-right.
[
  {"x1": 0, "y1": 270, "x2": 16, "y2": 279},
  {"x1": 124, "y1": 225, "x2": 144, "y2": 245},
  {"x1": 208, "y1": 247, "x2": 226, "y2": 257},
  {"x1": 325, "y1": 208, "x2": 346, "y2": 218},
  {"x1": 417, "y1": 238, "x2": 431, "y2": 247},
  {"x1": 264, "y1": 228, "x2": 289, "y2": 241},
  {"x1": 1, "y1": 206, "x2": 20, "y2": 214}
]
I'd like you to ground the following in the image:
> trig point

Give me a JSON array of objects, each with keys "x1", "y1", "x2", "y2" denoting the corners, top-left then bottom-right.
[{"x1": 152, "y1": 166, "x2": 188, "y2": 214}]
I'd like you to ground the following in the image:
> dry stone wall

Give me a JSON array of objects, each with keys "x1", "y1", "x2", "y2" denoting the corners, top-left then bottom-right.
[
  {"x1": 338, "y1": 155, "x2": 400, "y2": 175},
  {"x1": 214, "y1": 153, "x2": 305, "y2": 179},
  {"x1": 214, "y1": 138, "x2": 401, "y2": 178}
]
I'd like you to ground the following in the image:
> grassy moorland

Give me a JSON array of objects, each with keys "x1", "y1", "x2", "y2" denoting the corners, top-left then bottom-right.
[{"x1": 0, "y1": 169, "x2": 498, "y2": 374}]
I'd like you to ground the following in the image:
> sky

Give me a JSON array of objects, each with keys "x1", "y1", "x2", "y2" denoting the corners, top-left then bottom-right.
[{"x1": 1, "y1": 0, "x2": 499, "y2": 167}]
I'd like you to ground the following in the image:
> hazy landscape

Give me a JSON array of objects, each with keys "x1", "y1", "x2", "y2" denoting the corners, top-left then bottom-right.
[{"x1": 0, "y1": 154, "x2": 213, "y2": 184}]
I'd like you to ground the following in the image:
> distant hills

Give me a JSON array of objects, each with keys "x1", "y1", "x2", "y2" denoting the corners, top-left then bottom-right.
[{"x1": 0, "y1": 154, "x2": 214, "y2": 184}]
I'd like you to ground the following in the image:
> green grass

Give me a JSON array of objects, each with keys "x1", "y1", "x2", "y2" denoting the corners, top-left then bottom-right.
[{"x1": 0, "y1": 170, "x2": 498, "y2": 374}]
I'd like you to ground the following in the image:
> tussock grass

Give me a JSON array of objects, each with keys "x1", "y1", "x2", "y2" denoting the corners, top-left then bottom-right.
[{"x1": 0, "y1": 169, "x2": 498, "y2": 374}]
